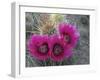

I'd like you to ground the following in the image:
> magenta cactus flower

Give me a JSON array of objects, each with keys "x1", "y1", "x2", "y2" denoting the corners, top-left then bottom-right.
[
  {"x1": 27, "y1": 35, "x2": 50, "y2": 61},
  {"x1": 58, "y1": 23, "x2": 80, "y2": 48},
  {"x1": 50, "y1": 35, "x2": 72, "y2": 62},
  {"x1": 27, "y1": 23, "x2": 79, "y2": 62}
]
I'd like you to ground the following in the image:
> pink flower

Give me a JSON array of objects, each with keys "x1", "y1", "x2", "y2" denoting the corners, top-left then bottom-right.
[
  {"x1": 50, "y1": 35, "x2": 72, "y2": 62},
  {"x1": 27, "y1": 35, "x2": 50, "y2": 61},
  {"x1": 58, "y1": 23, "x2": 80, "y2": 48}
]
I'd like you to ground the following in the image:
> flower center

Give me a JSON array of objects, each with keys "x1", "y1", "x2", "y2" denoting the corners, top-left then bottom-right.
[
  {"x1": 64, "y1": 34, "x2": 71, "y2": 44},
  {"x1": 38, "y1": 43, "x2": 49, "y2": 54},
  {"x1": 53, "y1": 43, "x2": 64, "y2": 56}
]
